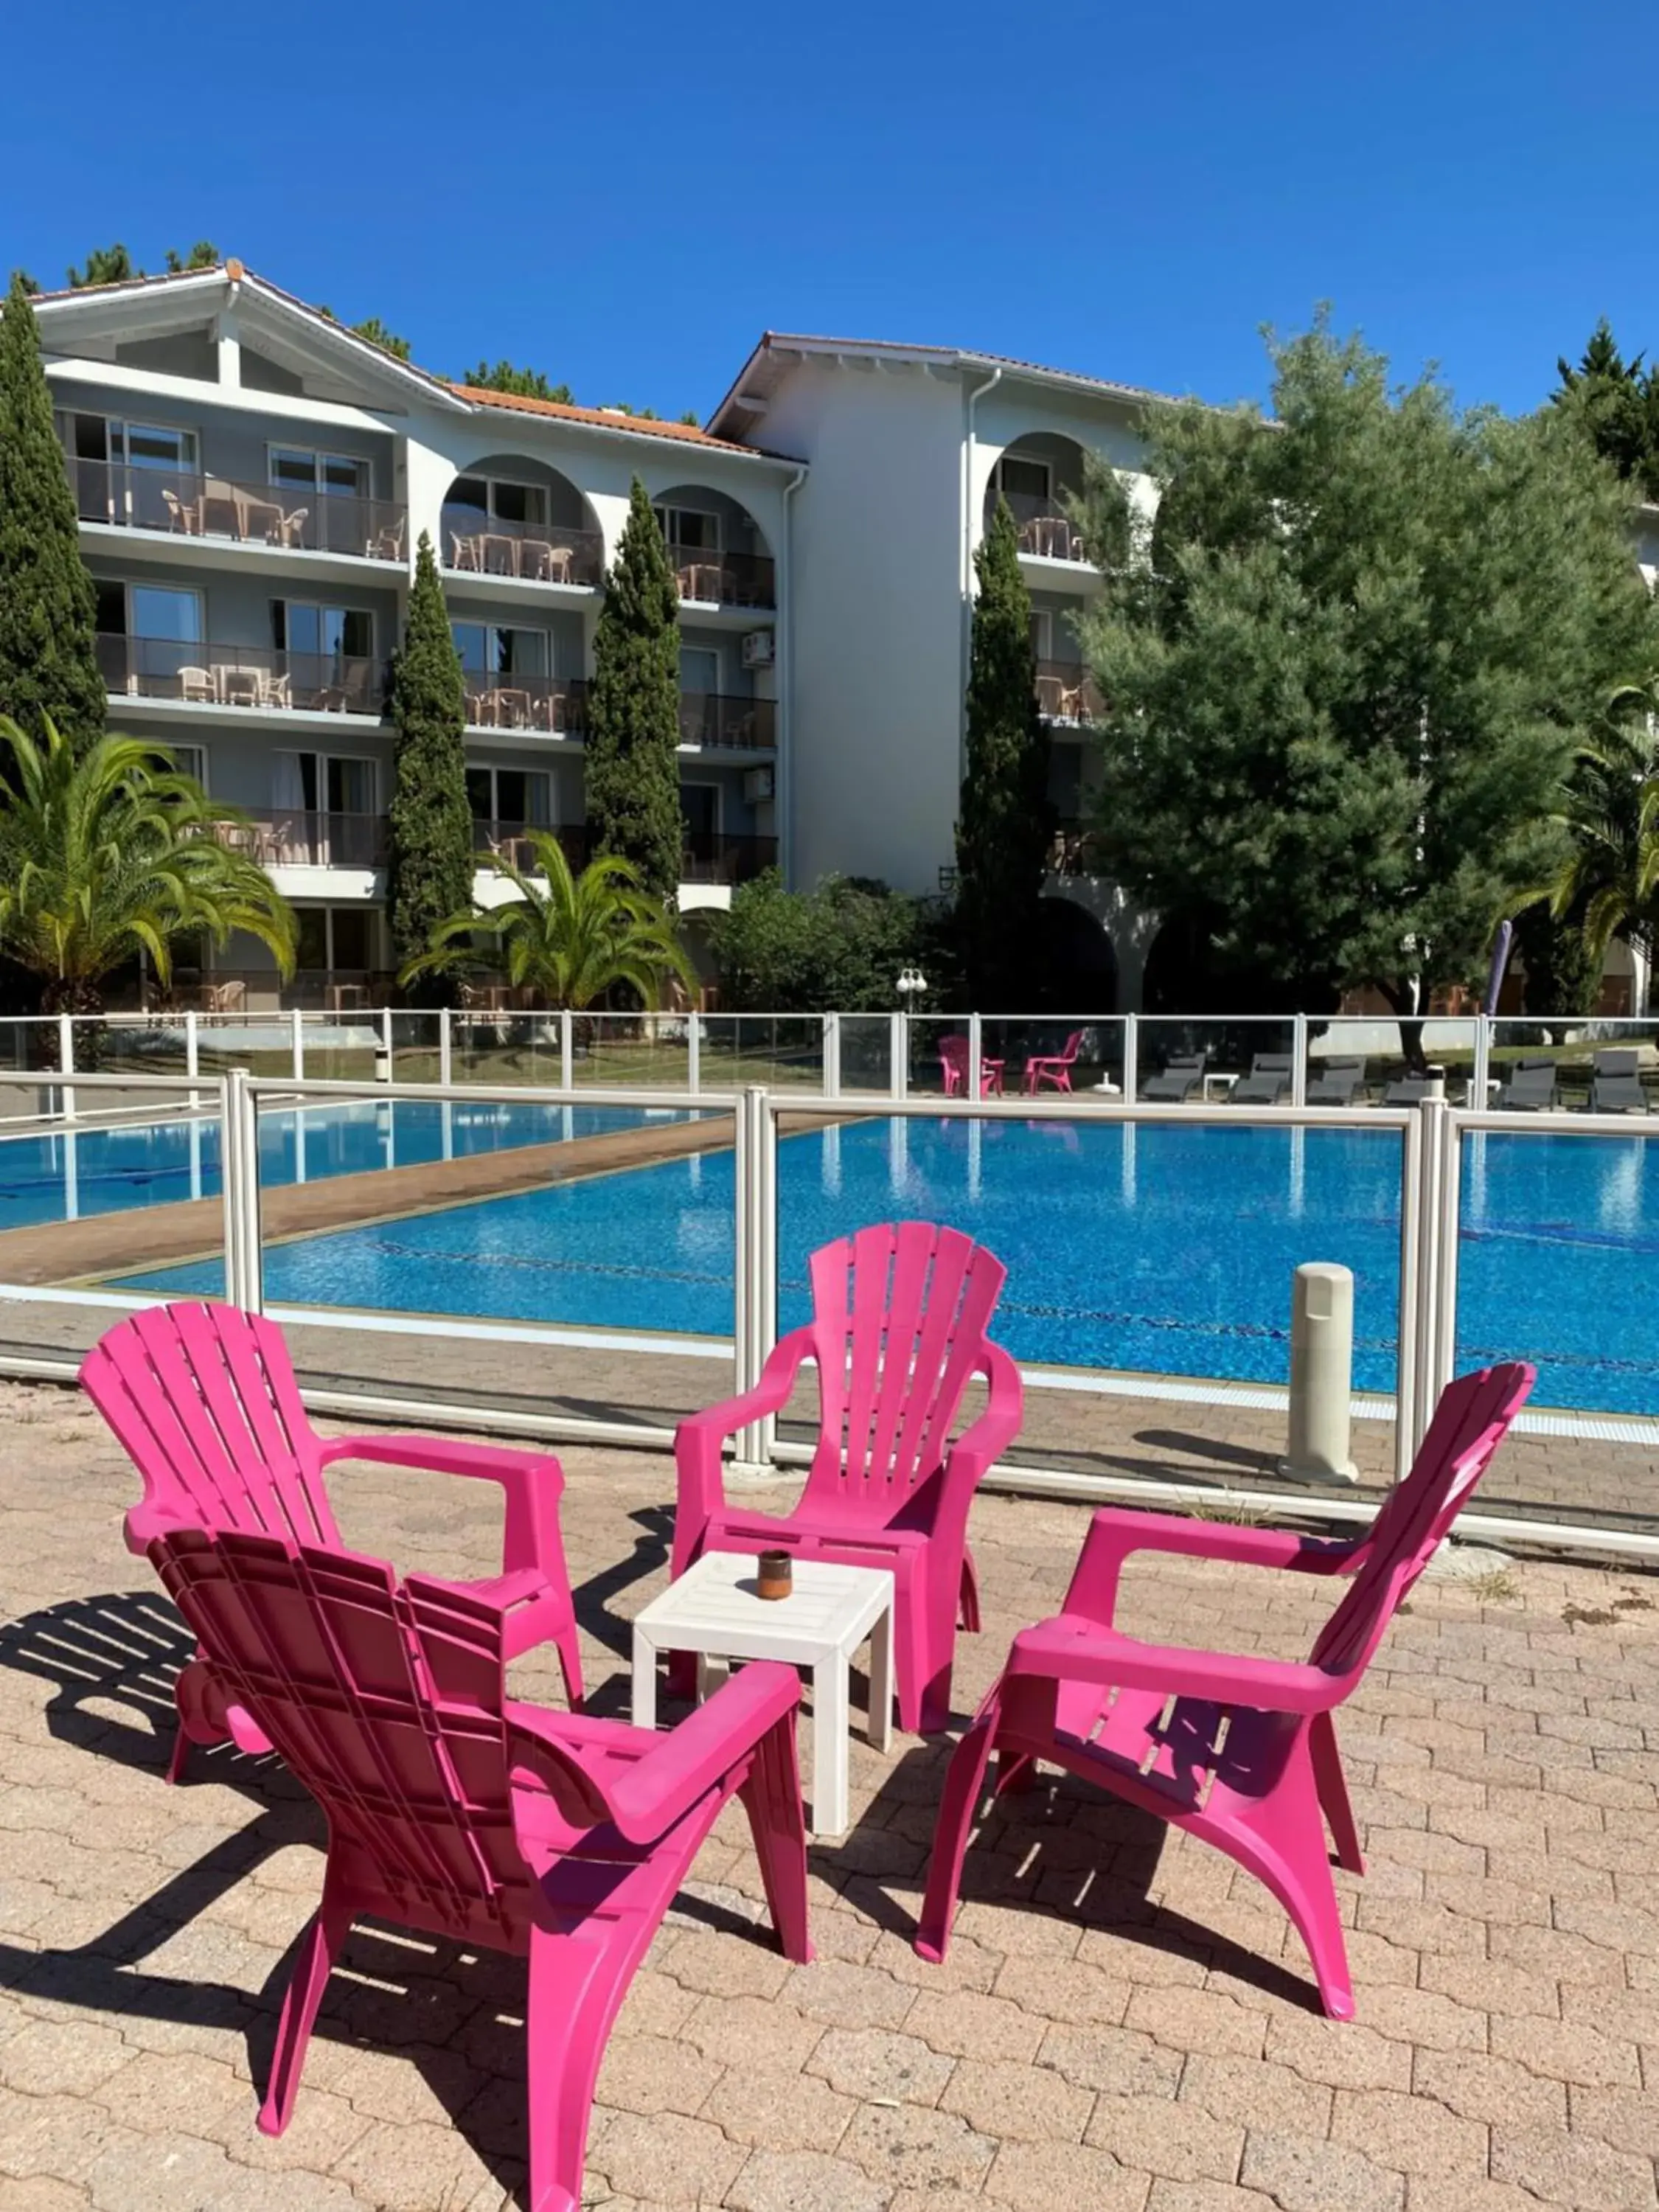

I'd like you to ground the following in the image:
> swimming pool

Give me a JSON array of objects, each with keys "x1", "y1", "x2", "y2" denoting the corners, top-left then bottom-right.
[
  {"x1": 0, "y1": 1098, "x2": 684, "y2": 1228},
  {"x1": 104, "y1": 1117, "x2": 1659, "y2": 1414}
]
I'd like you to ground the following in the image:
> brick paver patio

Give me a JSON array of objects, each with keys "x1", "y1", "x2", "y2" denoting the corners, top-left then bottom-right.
[{"x1": 1, "y1": 1374, "x2": 1657, "y2": 2210}]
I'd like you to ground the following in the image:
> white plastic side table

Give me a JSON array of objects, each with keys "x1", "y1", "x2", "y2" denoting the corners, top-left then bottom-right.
[{"x1": 630, "y1": 1551, "x2": 894, "y2": 1839}]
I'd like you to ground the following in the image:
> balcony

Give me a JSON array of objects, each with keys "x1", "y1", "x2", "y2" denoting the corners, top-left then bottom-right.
[
  {"x1": 210, "y1": 810, "x2": 389, "y2": 870},
  {"x1": 98, "y1": 633, "x2": 386, "y2": 717},
  {"x1": 999, "y1": 491, "x2": 1093, "y2": 566},
  {"x1": 464, "y1": 676, "x2": 588, "y2": 737},
  {"x1": 66, "y1": 458, "x2": 406, "y2": 563},
  {"x1": 442, "y1": 508, "x2": 605, "y2": 588},
  {"x1": 1035, "y1": 660, "x2": 1103, "y2": 723},
  {"x1": 473, "y1": 820, "x2": 589, "y2": 873},
  {"x1": 667, "y1": 544, "x2": 775, "y2": 611},
  {"x1": 677, "y1": 694, "x2": 776, "y2": 750},
  {"x1": 681, "y1": 830, "x2": 776, "y2": 885}
]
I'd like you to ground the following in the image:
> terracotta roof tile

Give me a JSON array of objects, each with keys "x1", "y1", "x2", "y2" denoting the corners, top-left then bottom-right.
[{"x1": 448, "y1": 383, "x2": 773, "y2": 453}]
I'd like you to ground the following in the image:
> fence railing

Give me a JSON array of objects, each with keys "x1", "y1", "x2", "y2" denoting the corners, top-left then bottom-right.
[
  {"x1": 664, "y1": 543, "x2": 776, "y2": 610},
  {"x1": 441, "y1": 507, "x2": 606, "y2": 588},
  {"x1": 66, "y1": 456, "x2": 408, "y2": 563},
  {"x1": 1, "y1": 1068, "x2": 1657, "y2": 1557},
  {"x1": 462, "y1": 675, "x2": 588, "y2": 735},
  {"x1": 97, "y1": 632, "x2": 386, "y2": 717}
]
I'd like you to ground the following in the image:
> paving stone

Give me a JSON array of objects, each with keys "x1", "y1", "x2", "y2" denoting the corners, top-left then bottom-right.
[
  {"x1": 808, "y1": 2028, "x2": 956, "y2": 2107},
  {"x1": 591, "y1": 2110, "x2": 748, "y2": 2205},
  {"x1": 984, "y1": 2136, "x2": 1152, "y2": 2209},
  {"x1": 1489, "y1": 2124, "x2": 1659, "y2": 2211},
  {"x1": 904, "y1": 1989, "x2": 1046, "y2": 2064},
  {"x1": 1037, "y1": 2022, "x2": 1183, "y2": 2099},
  {"x1": 1412, "y1": 2047, "x2": 1567, "y2": 2132},
  {"x1": 1239, "y1": 2129, "x2": 1407, "y2": 2212},
  {"x1": 726, "y1": 2147, "x2": 891, "y2": 2212},
  {"x1": 1489, "y1": 2013, "x2": 1643, "y2": 2087},
  {"x1": 1328, "y1": 2086, "x2": 1488, "y2": 2177},
  {"x1": 700, "y1": 2063, "x2": 858, "y2": 2153},
  {"x1": 840, "y1": 2102, "x2": 996, "y2": 2194},
  {"x1": 1085, "y1": 2092, "x2": 1245, "y2": 2183}
]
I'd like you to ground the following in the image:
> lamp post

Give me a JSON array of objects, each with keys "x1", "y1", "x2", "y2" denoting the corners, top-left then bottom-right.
[{"x1": 894, "y1": 967, "x2": 926, "y2": 1099}]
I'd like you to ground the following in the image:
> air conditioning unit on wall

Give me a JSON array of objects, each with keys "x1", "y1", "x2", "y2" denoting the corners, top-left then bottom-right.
[
  {"x1": 740, "y1": 630, "x2": 775, "y2": 668},
  {"x1": 742, "y1": 765, "x2": 775, "y2": 804}
]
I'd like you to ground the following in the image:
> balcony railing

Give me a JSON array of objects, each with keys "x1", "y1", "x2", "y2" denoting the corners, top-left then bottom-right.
[
  {"x1": 441, "y1": 507, "x2": 605, "y2": 588},
  {"x1": 472, "y1": 820, "x2": 588, "y2": 873},
  {"x1": 98, "y1": 633, "x2": 387, "y2": 717},
  {"x1": 680, "y1": 830, "x2": 777, "y2": 884},
  {"x1": 209, "y1": 810, "x2": 389, "y2": 869},
  {"x1": 1034, "y1": 660, "x2": 1104, "y2": 722},
  {"x1": 66, "y1": 458, "x2": 407, "y2": 562},
  {"x1": 677, "y1": 693, "x2": 776, "y2": 750},
  {"x1": 463, "y1": 675, "x2": 588, "y2": 735},
  {"x1": 666, "y1": 544, "x2": 776, "y2": 610},
  {"x1": 995, "y1": 490, "x2": 1093, "y2": 565}
]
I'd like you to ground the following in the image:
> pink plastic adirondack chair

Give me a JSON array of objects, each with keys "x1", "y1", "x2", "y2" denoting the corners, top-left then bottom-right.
[
  {"x1": 915, "y1": 1362, "x2": 1534, "y2": 2017},
  {"x1": 939, "y1": 1034, "x2": 1005, "y2": 1096},
  {"x1": 150, "y1": 1523, "x2": 811, "y2": 2212},
  {"x1": 672, "y1": 1222, "x2": 1024, "y2": 1733},
  {"x1": 1022, "y1": 1029, "x2": 1085, "y2": 1094},
  {"x1": 80, "y1": 1302, "x2": 583, "y2": 1779}
]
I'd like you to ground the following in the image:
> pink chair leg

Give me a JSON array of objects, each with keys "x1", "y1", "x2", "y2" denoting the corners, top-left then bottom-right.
[
  {"x1": 914, "y1": 1700, "x2": 1000, "y2": 1963},
  {"x1": 737, "y1": 1713, "x2": 814, "y2": 1965},
  {"x1": 524, "y1": 1918, "x2": 636, "y2": 2212},
  {"x1": 554, "y1": 1621, "x2": 586, "y2": 1714},
  {"x1": 958, "y1": 1548, "x2": 981, "y2": 1634},
  {"x1": 994, "y1": 1752, "x2": 1037, "y2": 1796},
  {"x1": 260, "y1": 1882, "x2": 355, "y2": 2135},
  {"x1": 1310, "y1": 1710, "x2": 1364, "y2": 1874},
  {"x1": 164, "y1": 1718, "x2": 193, "y2": 1786}
]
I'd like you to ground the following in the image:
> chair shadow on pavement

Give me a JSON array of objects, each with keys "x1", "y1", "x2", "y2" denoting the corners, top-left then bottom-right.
[{"x1": 0, "y1": 1584, "x2": 794, "y2": 2206}]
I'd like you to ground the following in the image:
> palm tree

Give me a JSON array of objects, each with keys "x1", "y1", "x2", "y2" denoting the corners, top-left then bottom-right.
[
  {"x1": 400, "y1": 835, "x2": 697, "y2": 1009},
  {"x1": 0, "y1": 715, "x2": 296, "y2": 1013},
  {"x1": 1545, "y1": 679, "x2": 1659, "y2": 967}
]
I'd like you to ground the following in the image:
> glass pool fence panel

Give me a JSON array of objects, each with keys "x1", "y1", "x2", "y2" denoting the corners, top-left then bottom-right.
[
  {"x1": 389, "y1": 1010, "x2": 442, "y2": 1081},
  {"x1": 0, "y1": 1071, "x2": 229, "y2": 1371},
  {"x1": 1310, "y1": 1015, "x2": 1480, "y2": 1106},
  {"x1": 195, "y1": 1011, "x2": 301, "y2": 1079},
  {"x1": 1487, "y1": 1016, "x2": 1659, "y2": 1111},
  {"x1": 244, "y1": 1077, "x2": 738, "y2": 1439},
  {"x1": 1445, "y1": 1111, "x2": 1659, "y2": 1537},
  {"x1": 573, "y1": 1012, "x2": 692, "y2": 1090},
  {"x1": 0, "y1": 1022, "x2": 60, "y2": 1124},
  {"x1": 453, "y1": 1012, "x2": 564, "y2": 1087},
  {"x1": 299, "y1": 1012, "x2": 385, "y2": 1085},
  {"x1": 980, "y1": 1017, "x2": 1125, "y2": 1098},
  {"x1": 837, "y1": 1015, "x2": 893, "y2": 1096},
  {"x1": 1136, "y1": 1016, "x2": 1296, "y2": 1101},
  {"x1": 699, "y1": 1015, "x2": 824, "y2": 1091},
  {"x1": 905, "y1": 1018, "x2": 960, "y2": 1096},
  {"x1": 765, "y1": 1093, "x2": 1408, "y2": 1505}
]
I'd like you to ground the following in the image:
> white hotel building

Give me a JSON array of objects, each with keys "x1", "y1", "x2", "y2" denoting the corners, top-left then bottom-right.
[{"x1": 41, "y1": 261, "x2": 1538, "y2": 1017}]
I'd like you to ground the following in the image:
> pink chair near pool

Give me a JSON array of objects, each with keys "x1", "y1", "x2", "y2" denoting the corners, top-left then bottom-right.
[
  {"x1": 915, "y1": 1360, "x2": 1534, "y2": 2018},
  {"x1": 939, "y1": 1032, "x2": 1004, "y2": 1096},
  {"x1": 1022, "y1": 1029, "x2": 1085, "y2": 1093}
]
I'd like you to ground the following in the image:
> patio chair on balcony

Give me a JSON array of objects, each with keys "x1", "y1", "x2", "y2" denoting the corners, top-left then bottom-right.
[
  {"x1": 1139, "y1": 1051, "x2": 1206, "y2": 1102},
  {"x1": 524, "y1": 540, "x2": 577, "y2": 583},
  {"x1": 80, "y1": 1301, "x2": 587, "y2": 1781},
  {"x1": 161, "y1": 489, "x2": 200, "y2": 535},
  {"x1": 178, "y1": 665, "x2": 217, "y2": 703},
  {"x1": 1495, "y1": 1057, "x2": 1559, "y2": 1111},
  {"x1": 274, "y1": 507, "x2": 309, "y2": 547},
  {"x1": 147, "y1": 1520, "x2": 810, "y2": 2212},
  {"x1": 366, "y1": 518, "x2": 405, "y2": 561},
  {"x1": 1590, "y1": 1048, "x2": 1649, "y2": 1112},
  {"x1": 915, "y1": 1360, "x2": 1534, "y2": 2020},
  {"x1": 1231, "y1": 1051, "x2": 1295, "y2": 1105},
  {"x1": 1307, "y1": 1056, "x2": 1367, "y2": 1105},
  {"x1": 671, "y1": 1222, "x2": 1024, "y2": 1733}
]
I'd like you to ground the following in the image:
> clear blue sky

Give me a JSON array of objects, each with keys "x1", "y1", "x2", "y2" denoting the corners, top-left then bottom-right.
[{"x1": 8, "y1": 0, "x2": 1655, "y2": 424}]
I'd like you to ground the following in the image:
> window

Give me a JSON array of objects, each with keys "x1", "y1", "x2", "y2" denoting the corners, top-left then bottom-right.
[
  {"x1": 272, "y1": 602, "x2": 374, "y2": 659},
  {"x1": 273, "y1": 753, "x2": 375, "y2": 815},
  {"x1": 681, "y1": 782, "x2": 720, "y2": 836},
  {"x1": 678, "y1": 647, "x2": 720, "y2": 695},
  {"x1": 1029, "y1": 611, "x2": 1053, "y2": 661},
  {"x1": 130, "y1": 584, "x2": 203, "y2": 642},
  {"x1": 656, "y1": 505, "x2": 720, "y2": 551},
  {"x1": 448, "y1": 474, "x2": 546, "y2": 525},
  {"x1": 269, "y1": 447, "x2": 370, "y2": 498},
  {"x1": 94, "y1": 580, "x2": 126, "y2": 635},
  {"x1": 467, "y1": 766, "x2": 550, "y2": 826},
  {"x1": 168, "y1": 743, "x2": 208, "y2": 788},
  {"x1": 994, "y1": 455, "x2": 1051, "y2": 504},
  {"x1": 296, "y1": 907, "x2": 378, "y2": 973},
  {"x1": 111, "y1": 421, "x2": 199, "y2": 473},
  {"x1": 451, "y1": 623, "x2": 547, "y2": 676}
]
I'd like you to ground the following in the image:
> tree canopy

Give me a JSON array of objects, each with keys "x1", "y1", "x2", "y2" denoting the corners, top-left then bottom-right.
[
  {"x1": 1552, "y1": 320, "x2": 1659, "y2": 502},
  {"x1": 1075, "y1": 316, "x2": 1659, "y2": 1017},
  {"x1": 953, "y1": 498, "x2": 1051, "y2": 1008},
  {"x1": 462, "y1": 360, "x2": 574, "y2": 402},
  {"x1": 583, "y1": 479, "x2": 684, "y2": 902},
  {"x1": 708, "y1": 872, "x2": 940, "y2": 1012},
  {"x1": 66, "y1": 240, "x2": 218, "y2": 288}
]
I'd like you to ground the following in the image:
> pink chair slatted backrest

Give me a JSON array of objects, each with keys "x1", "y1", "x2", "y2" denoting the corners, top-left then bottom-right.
[
  {"x1": 1308, "y1": 1361, "x2": 1534, "y2": 1693},
  {"x1": 1056, "y1": 1031, "x2": 1085, "y2": 1063},
  {"x1": 804, "y1": 1222, "x2": 1006, "y2": 1503},
  {"x1": 939, "y1": 1037, "x2": 970, "y2": 1091},
  {"x1": 152, "y1": 1526, "x2": 546, "y2": 1945},
  {"x1": 82, "y1": 1303, "x2": 338, "y2": 1549}
]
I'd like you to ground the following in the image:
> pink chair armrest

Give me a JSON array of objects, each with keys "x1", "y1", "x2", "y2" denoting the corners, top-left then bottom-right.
[
  {"x1": 675, "y1": 1326, "x2": 817, "y2": 1526},
  {"x1": 319, "y1": 1433, "x2": 565, "y2": 1578},
  {"x1": 1009, "y1": 1616, "x2": 1332, "y2": 1716},
  {"x1": 1062, "y1": 1504, "x2": 1360, "y2": 1627},
  {"x1": 508, "y1": 1659, "x2": 801, "y2": 1845},
  {"x1": 944, "y1": 1342, "x2": 1024, "y2": 1486}
]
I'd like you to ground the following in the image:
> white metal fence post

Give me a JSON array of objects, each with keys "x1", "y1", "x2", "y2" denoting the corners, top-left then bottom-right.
[
  {"x1": 1433, "y1": 1105, "x2": 1462, "y2": 1423},
  {"x1": 560, "y1": 1009, "x2": 574, "y2": 1091},
  {"x1": 688, "y1": 1011, "x2": 701, "y2": 1096},
  {"x1": 377, "y1": 1006, "x2": 394, "y2": 1082},
  {"x1": 438, "y1": 1008, "x2": 453, "y2": 1089},
  {"x1": 731, "y1": 1086, "x2": 769, "y2": 1471},
  {"x1": 822, "y1": 1013, "x2": 840, "y2": 1100},
  {"x1": 57, "y1": 1015, "x2": 74, "y2": 1122},
  {"x1": 1472, "y1": 1016, "x2": 1490, "y2": 1110},
  {"x1": 754, "y1": 1088, "x2": 779, "y2": 1464},
  {"x1": 1393, "y1": 1102, "x2": 1424, "y2": 1483},
  {"x1": 1292, "y1": 1012, "x2": 1308, "y2": 1107},
  {"x1": 291, "y1": 1009, "x2": 305, "y2": 1082},
  {"x1": 184, "y1": 1009, "x2": 200, "y2": 1110},
  {"x1": 1413, "y1": 1096, "x2": 1449, "y2": 1458},
  {"x1": 1122, "y1": 1013, "x2": 1138, "y2": 1105},
  {"x1": 221, "y1": 1069, "x2": 264, "y2": 1312},
  {"x1": 968, "y1": 1012, "x2": 983, "y2": 1104},
  {"x1": 890, "y1": 1014, "x2": 908, "y2": 1099}
]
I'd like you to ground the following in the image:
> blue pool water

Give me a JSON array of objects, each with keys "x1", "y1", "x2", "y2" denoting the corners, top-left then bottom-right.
[
  {"x1": 106, "y1": 1117, "x2": 1659, "y2": 1413},
  {"x1": 0, "y1": 1099, "x2": 681, "y2": 1228}
]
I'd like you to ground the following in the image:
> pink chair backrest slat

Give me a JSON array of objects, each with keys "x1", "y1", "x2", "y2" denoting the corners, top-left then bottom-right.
[
  {"x1": 1309, "y1": 1361, "x2": 1533, "y2": 1690},
  {"x1": 82, "y1": 1303, "x2": 338, "y2": 1548},
  {"x1": 153, "y1": 1526, "x2": 543, "y2": 1938},
  {"x1": 805, "y1": 1223, "x2": 1006, "y2": 1503},
  {"x1": 1056, "y1": 1031, "x2": 1085, "y2": 1064}
]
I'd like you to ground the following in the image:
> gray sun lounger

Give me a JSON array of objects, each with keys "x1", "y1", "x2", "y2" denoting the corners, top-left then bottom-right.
[
  {"x1": 1495, "y1": 1060, "x2": 1558, "y2": 1111},
  {"x1": 1306, "y1": 1056, "x2": 1366, "y2": 1106},
  {"x1": 1140, "y1": 1051, "x2": 1206, "y2": 1102},
  {"x1": 1591, "y1": 1048, "x2": 1648, "y2": 1113},
  {"x1": 1381, "y1": 1076, "x2": 1430, "y2": 1106},
  {"x1": 1231, "y1": 1051, "x2": 1295, "y2": 1105}
]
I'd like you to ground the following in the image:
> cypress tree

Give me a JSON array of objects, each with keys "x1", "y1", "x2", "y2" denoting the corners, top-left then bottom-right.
[
  {"x1": 585, "y1": 478, "x2": 684, "y2": 902},
  {"x1": 0, "y1": 274, "x2": 106, "y2": 751},
  {"x1": 954, "y1": 498, "x2": 1052, "y2": 1008},
  {"x1": 386, "y1": 533, "x2": 475, "y2": 1001}
]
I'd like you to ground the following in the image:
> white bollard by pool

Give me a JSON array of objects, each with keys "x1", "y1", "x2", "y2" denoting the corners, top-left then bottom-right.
[{"x1": 1280, "y1": 1262, "x2": 1359, "y2": 1484}]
